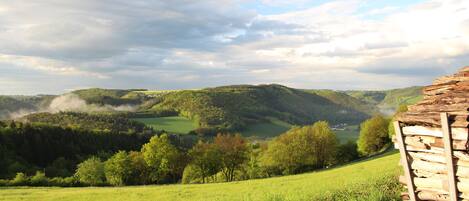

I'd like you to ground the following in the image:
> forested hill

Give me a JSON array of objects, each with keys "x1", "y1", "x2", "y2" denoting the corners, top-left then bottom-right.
[
  {"x1": 345, "y1": 86, "x2": 423, "y2": 115},
  {"x1": 304, "y1": 90, "x2": 380, "y2": 116},
  {"x1": 71, "y1": 88, "x2": 146, "y2": 106},
  {"x1": 145, "y1": 84, "x2": 370, "y2": 130}
]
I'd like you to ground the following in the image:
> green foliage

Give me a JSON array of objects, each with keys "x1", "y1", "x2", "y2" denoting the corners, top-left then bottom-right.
[
  {"x1": 188, "y1": 141, "x2": 223, "y2": 183},
  {"x1": 357, "y1": 116, "x2": 391, "y2": 156},
  {"x1": 214, "y1": 133, "x2": 249, "y2": 182},
  {"x1": 23, "y1": 112, "x2": 149, "y2": 133},
  {"x1": 75, "y1": 157, "x2": 106, "y2": 186},
  {"x1": 0, "y1": 153, "x2": 401, "y2": 201},
  {"x1": 104, "y1": 151, "x2": 132, "y2": 186},
  {"x1": 11, "y1": 172, "x2": 29, "y2": 186},
  {"x1": 141, "y1": 134, "x2": 185, "y2": 183},
  {"x1": 72, "y1": 88, "x2": 143, "y2": 106},
  {"x1": 306, "y1": 89, "x2": 380, "y2": 115},
  {"x1": 262, "y1": 121, "x2": 338, "y2": 175},
  {"x1": 335, "y1": 141, "x2": 359, "y2": 164},
  {"x1": 30, "y1": 171, "x2": 48, "y2": 186},
  {"x1": 149, "y1": 85, "x2": 370, "y2": 132},
  {"x1": 127, "y1": 151, "x2": 152, "y2": 185},
  {"x1": 182, "y1": 164, "x2": 201, "y2": 184},
  {"x1": 388, "y1": 104, "x2": 408, "y2": 137}
]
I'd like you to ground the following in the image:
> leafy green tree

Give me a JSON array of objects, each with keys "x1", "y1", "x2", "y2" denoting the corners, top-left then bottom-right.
[
  {"x1": 357, "y1": 116, "x2": 391, "y2": 156},
  {"x1": 75, "y1": 157, "x2": 105, "y2": 186},
  {"x1": 30, "y1": 171, "x2": 48, "y2": 186},
  {"x1": 104, "y1": 151, "x2": 132, "y2": 186},
  {"x1": 141, "y1": 134, "x2": 182, "y2": 183},
  {"x1": 214, "y1": 133, "x2": 248, "y2": 182},
  {"x1": 10, "y1": 172, "x2": 29, "y2": 186},
  {"x1": 128, "y1": 151, "x2": 152, "y2": 185},
  {"x1": 188, "y1": 141, "x2": 222, "y2": 183},
  {"x1": 262, "y1": 121, "x2": 337, "y2": 175}
]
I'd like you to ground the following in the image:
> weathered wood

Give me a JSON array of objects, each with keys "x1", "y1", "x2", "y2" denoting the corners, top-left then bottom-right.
[
  {"x1": 404, "y1": 135, "x2": 468, "y2": 150},
  {"x1": 402, "y1": 126, "x2": 469, "y2": 140},
  {"x1": 397, "y1": 113, "x2": 469, "y2": 128},
  {"x1": 399, "y1": 176, "x2": 469, "y2": 194},
  {"x1": 394, "y1": 121, "x2": 418, "y2": 201},
  {"x1": 408, "y1": 151, "x2": 469, "y2": 167},
  {"x1": 441, "y1": 112, "x2": 459, "y2": 201},
  {"x1": 409, "y1": 159, "x2": 469, "y2": 178}
]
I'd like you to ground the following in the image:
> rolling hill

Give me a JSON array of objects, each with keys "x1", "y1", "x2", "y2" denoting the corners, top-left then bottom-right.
[
  {"x1": 146, "y1": 84, "x2": 371, "y2": 131},
  {"x1": 345, "y1": 86, "x2": 423, "y2": 115},
  {"x1": 0, "y1": 152, "x2": 400, "y2": 201}
]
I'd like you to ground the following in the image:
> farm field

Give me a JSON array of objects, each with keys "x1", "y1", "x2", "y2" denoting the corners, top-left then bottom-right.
[
  {"x1": 0, "y1": 152, "x2": 400, "y2": 201},
  {"x1": 241, "y1": 118, "x2": 291, "y2": 138},
  {"x1": 133, "y1": 116, "x2": 197, "y2": 134}
]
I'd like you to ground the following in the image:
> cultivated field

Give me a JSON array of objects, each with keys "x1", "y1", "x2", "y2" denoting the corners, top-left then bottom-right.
[
  {"x1": 133, "y1": 116, "x2": 197, "y2": 134},
  {"x1": 0, "y1": 152, "x2": 400, "y2": 201}
]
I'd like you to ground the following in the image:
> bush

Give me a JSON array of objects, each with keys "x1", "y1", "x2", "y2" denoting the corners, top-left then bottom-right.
[
  {"x1": 357, "y1": 116, "x2": 391, "y2": 156},
  {"x1": 335, "y1": 141, "x2": 359, "y2": 164},
  {"x1": 75, "y1": 157, "x2": 106, "y2": 186},
  {"x1": 182, "y1": 165, "x2": 202, "y2": 184},
  {"x1": 10, "y1": 172, "x2": 29, "y2": 186},
  {"x1": 104, "y1": 151, "x2": 132, "y2": 186},
  {"x1": 30, "y1": 171, "x2": 48, "y2": 186}
]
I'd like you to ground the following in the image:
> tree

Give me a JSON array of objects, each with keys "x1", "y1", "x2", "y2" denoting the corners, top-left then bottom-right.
[
  {"x1": 214, "y1": 133, "x2": 248, "y2": 182},
  {"x1": 128, "y1": 151, "x2": 152, "y2": 185},
  {"x1": 357, "y1": 116, "x2": 391, "y2": 156},
  {"x1": 104, "y1": 151, "x2": 132, "y2": 186},
  {"x1": 74, "y1": 157, "x2": 105, "y2": 186},
  {"x1": 141, "y1": 134, "x2": 182, "y2": 183},
  {"x1": 261, "y1": 121, "x2": 338, "y2": 175},
  {"x1": 188, "y1": 141, "x2": 222, "y2": 183},
  {"x1": 30, "y1": 171, "x2": 48, "y2": 186}
]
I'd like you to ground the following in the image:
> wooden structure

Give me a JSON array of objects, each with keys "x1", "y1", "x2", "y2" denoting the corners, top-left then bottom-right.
[{"x1": 394, "y1": 67, "x2": 469, "y2": 201}]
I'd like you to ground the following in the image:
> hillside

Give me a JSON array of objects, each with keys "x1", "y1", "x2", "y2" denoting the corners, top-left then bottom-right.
[
  {"x1": 0, "y1": 152, "x2": 400, "y2": 201},
  {"x1": 345, "y1": 86, "x2": 423, "y2": 115},
  {"x1": 146, "y1": 84, "x2": 370, "y2": 131},
  {"x1": 71, "y1": 88, "x2": 146, "y2": 106},
  {"x1": 0, "y1": 96, "x2": 38, "y2": 119},
  {"x1": 21, "y1": 112, "x2": 150, "y2": 133},
  {"x1": 305, "y1": 89, "x2": 380, "y2": 116}
]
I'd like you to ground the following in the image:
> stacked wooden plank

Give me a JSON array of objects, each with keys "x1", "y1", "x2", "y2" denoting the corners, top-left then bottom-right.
[{"x1": 394, "y1": 66, "x2": 469, "y2": 201}]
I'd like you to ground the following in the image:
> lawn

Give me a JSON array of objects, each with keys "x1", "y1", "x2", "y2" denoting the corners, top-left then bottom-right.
[
  {"x1": 0, "y1": 152, "x2": 401, "y2": 201},
  {"x1": 133, "y1": 116, "x2": 197, "y2": 134}
]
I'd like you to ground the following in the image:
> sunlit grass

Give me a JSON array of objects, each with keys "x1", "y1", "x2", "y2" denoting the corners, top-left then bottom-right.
[{"x1": 0, "y1": 152, "x2": 400, "y2": 201}]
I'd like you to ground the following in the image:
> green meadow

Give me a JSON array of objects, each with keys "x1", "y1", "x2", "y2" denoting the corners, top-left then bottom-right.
[
  {"x1": 0, "y1": 152, "x2": 400, "y2": 201},
  {"x1": 133, "y1": 116, "x2": 197, "y2": 134}
]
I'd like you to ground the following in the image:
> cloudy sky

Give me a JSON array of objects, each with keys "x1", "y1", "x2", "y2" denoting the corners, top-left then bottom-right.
[{"x1": 0, "y1": 0, "x2": 468, "y2": 95}]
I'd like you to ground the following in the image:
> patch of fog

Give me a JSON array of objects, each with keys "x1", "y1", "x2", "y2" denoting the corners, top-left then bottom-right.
[
  {"x1": 5, "y1": 93, "x2": 138, "y2": 119},
  {"x1": 378, "y1": 105, "x2": 395, "y2": 116}
]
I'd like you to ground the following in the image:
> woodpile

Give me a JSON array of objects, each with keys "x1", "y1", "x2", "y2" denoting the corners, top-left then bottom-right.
[{"x1": 394, "y1": 66, "x2": 469, "y2": 201}]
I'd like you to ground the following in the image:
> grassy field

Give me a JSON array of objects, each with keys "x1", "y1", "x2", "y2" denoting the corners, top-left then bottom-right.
[
  {"x1": 242, "y1": 118, "x2": 291, "y2": 138},
  {"x1": 0, "y1": 152, "x2": 401, "y2": 201},
  {"x1": 133, "y1": 116, "x2": 197, "y2": 134}
]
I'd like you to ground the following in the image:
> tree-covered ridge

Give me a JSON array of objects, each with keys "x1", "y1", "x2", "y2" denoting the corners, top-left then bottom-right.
[
  {"x1": 149, "y1": 84, "x2": 370, "y2": 131},
  {"x1": 305, "y1": 89, "x2": 380, "y2": 116},
  {"x1": 21, "y1": 112, "x2": 150, "y2": 133},
  {"x1": 345, "y1": 86, "x2": 423, "y2": 114},
  {"x1": 71, "y1": 88, "x2": 146, "y2": 106}
]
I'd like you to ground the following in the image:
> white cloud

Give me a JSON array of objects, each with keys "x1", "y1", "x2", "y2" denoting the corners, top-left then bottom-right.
[{"x1": 1, "y1": 0, "x2": 469, "y2": 94}]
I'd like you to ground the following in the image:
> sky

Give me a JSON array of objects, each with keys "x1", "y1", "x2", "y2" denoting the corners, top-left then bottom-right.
[{"x1": 0, "y1": 0, "x2": 468, "y2": 95}]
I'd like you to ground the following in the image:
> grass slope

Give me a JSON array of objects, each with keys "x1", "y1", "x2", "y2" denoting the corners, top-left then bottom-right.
[
  {"x1": 242, "y1": 118, "x2": 292, "y2": 138},
  {"x1": 133, "y1": 116, "x2": 197, "y2": 134},
  {"x1": 0, "y1": 152, "x2": 400, "y2": 201}
]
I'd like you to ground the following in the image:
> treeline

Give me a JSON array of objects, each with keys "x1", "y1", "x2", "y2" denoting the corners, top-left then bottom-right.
[
  {"x1": 0, "y1": 113, "x2": 394, "y2": 187},
  {"x1": 0, "y1": 121, "x2": 373, "y2": 187},
  {"x1": 0, "y1": 121, "x2": 169, "y2": 179},
  {"x1": 22, "y1": 112, "x2": 152, "y2": 133}
]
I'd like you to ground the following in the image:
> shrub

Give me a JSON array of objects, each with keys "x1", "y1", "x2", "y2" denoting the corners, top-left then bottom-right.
[
  {"x1": 357, "y1": 116, "x2": 391, "y2": 156},
  {"x1": 75, "y1": 157, "x2": 106, "y2": 186},
  {"x1": 30, "y1": 171, "x2": 48, "y2": 186},
  {"x1": 182, "y1": 165, "x2": 202, "y2": 184},
  {"x1": 104, "y1": 151, "x2": 132, "y2": 186},
  {"x1": 10, "y1": 172, "x2": 29, "y2": 186}
]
